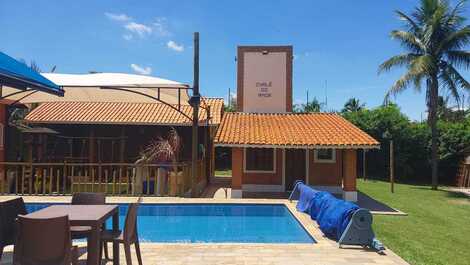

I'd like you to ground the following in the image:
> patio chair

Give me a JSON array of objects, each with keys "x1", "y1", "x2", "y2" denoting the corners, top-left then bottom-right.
[
  {"x1": 0, "y1": 198, "x2": 27, "y2": 260},
  {"x1": 13, "y1": 215, "x2": 78, "y2": 265},
  {"x1": 71, "y1": 192, "x2": 106, "y2": 205},
  {"x1": 101, "y1": 203, "x2": 142, "y2": 265},
  {"x1": 70, "y1": 192, "x2": 109, "y2": 257}
]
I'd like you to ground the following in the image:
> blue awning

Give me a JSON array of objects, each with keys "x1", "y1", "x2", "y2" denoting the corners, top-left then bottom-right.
[{"x1": 0, "y1": 52, "x2": 64, "y2": 97}]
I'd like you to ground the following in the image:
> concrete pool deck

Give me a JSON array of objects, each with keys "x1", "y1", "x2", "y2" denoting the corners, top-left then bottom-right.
[{"x1": 0, "y1": 196, "x2": 409, "y2": 265}]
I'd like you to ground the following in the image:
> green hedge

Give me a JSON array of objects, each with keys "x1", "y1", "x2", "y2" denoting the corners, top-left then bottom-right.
[{"x1": 343, "y1": 104, "x2": 470, "y2": 184}]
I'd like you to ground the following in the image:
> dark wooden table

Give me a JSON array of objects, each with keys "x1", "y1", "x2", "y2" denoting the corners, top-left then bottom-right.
[{"x1": 25, "y1": 205, "x2": 120, "y2": 265}]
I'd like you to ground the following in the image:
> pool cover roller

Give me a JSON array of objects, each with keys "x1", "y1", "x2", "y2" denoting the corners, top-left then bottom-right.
[{"x1": 289, "y1": 181, "x2": 385, "y2": 253}]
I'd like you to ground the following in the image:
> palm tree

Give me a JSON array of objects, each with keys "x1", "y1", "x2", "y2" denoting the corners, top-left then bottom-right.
[
  {"x1": 342, "y1": 98, "x2": 365, "y2": 112},
  {"x1": 295, "y1": 97, "x2": 324, "y2": 113},
  {"x1": 379, "y1": 0, "x2": 470, "y2": 190}
]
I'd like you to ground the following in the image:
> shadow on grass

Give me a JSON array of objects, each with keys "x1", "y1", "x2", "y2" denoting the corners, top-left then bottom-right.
[
  {"x1": 356, "y1": 191, "x2": 400, "y2": 213},
  {"x1": 408, "y1": 186, "x2": 469, "y2": 197}
]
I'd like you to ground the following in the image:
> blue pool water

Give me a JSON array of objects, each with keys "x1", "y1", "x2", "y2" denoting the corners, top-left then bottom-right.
[{"x1": 25, "y1": 203, "x2": 315, "y2": 243}]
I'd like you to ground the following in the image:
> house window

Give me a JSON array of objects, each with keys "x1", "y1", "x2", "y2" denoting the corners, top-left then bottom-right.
[
  {"x1": 244, "y1": 148, "x2": 275, "y2": 172},
  {"x1": 314, "y1": 149, "x2": 336, "y2": 163}
]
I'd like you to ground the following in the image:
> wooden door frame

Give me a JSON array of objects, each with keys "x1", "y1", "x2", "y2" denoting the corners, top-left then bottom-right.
[{"x1": 284, "y1": 148, "x2": 307, "y2": 191}]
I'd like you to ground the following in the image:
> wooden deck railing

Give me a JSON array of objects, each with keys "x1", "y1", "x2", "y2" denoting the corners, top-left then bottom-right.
[{"x1": 0, "y1": 161, "x2": 206, "y2": 196}]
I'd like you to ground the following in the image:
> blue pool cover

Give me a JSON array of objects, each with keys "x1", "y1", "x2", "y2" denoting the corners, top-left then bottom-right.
[
  {"x1": 26, "y1": 203, "x2": 315, "y2": 243},
  {"x1": 295, "y1": 183, "x2": 359, "y2": 241}
]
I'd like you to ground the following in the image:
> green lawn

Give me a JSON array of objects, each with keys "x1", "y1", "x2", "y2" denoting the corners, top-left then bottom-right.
[
  {"x1": 358, "y1": 179, "x2": 470, "y2": 265},
  {"x1": 214, "y1": 169, "x2": 232, "y2": 177}
]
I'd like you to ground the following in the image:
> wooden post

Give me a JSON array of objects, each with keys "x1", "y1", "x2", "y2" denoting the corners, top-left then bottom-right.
[
  {"x1": 119, "y1": 128, "x2": 125, "y2": 163},
  {"x1": 390, "y1": 140, "x2": 394, "y2": 193},
  {"x1": 363, "y1": 149, "x2": 367, "y2": 181},
  {"x1": 104, "y1": 169, "x2": 109, "y2": 194},
  {"x1": 49, "y1": 167, "x2": 53, "y2": 194},
  {"x1": 205, "y1": 105, "x2": 211, "y2": 183},
  {"x1": 63, "y1": 161, "x2": 67, "y2": 195}
]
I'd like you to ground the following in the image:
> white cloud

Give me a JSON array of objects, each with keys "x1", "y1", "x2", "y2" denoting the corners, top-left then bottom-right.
[
  {"x1": 105, "y1": 12, "x2": 132, "y2": 22},
  {"x1": 125, "y1": 22, "x2": 152, "y2": 37},
  {"x1": 130, "y1": 64, "x2": 152, "y2": 75},
  {"x1": 153, "y1": 17, "x2": 170, "y2": 37},
  {"x1": 167, "y1": 40, "x2": 184, "y2": 52},
  {"x1": 106, "y1": 13, "x2": 171, "y2": 40},
  {"x1": 122, "y1": 34, "x2": 133, "y2": 41}
]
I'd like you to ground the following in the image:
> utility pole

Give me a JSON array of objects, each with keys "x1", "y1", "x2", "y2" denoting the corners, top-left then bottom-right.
[
  {"x1": 228, "y1": 87, "x2": 231, "y2": 109},
  {"x1": 306, "y1": 89, "x2": 309, "y2": 106},
  {"x1": 324, "y1": 80, "x2": 328, "y2": 110},
  {"x1": 190, "y1": 32, "x2": 200, "y2": 197}
]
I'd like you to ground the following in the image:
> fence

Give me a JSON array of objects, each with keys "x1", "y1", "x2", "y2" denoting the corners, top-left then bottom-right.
[
  {"x1": 457, "y1": 163, "x2": 470, "y2": 188},
  {"x1": 0, "y1": 160, "x2": 207, "y2": 196}
]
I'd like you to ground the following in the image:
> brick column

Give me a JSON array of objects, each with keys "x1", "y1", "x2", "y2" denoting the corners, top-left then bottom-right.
[
  {"x1": 343, "y1": 149, "x2": 357, "y2": 201},
  {"x1": 231, "y1": 147, "x2": 243, "y2": 198}
]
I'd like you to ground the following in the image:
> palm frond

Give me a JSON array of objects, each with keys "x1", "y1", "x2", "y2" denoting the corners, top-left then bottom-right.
[
  {"x1": 444, "y1": 63, "x2": 470, "y2": 90},
  {"x1": 446, "y1": 50, "x2": 470, "y2": 69},
  {"x1": 391, "y1": 30, "x2": 426, "y2": 53},
  {"x1": 388, "y1": 71, "x2": 421, "y2": 97},
  {"x1": 437, "y1": 26, "x2": 470, "y2": 53},
  {"x1": 378, "y1": 53, "x2": 420, "y2": 74},
  {"x1": 440, "y1": 67, "x2": 460, "y2": 103},
  {"x1": 385, "y1": 55, "x2": 433, "y2": 102},
  {"x1": 414, "y1": 0, "x2": 440, "y2": 25},
  {"x1": 444, "y1": 0, "x2": 467, "y2": 28},
  {"x1": 422, "y1": 2, "x2": 448, "y2": 50},
  {"x1": 396, "y1": 10, "x2": 421, "y2": 34}
]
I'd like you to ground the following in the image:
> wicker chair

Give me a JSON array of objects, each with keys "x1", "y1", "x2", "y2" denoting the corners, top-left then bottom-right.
[
  {"x1": 13, "y1": 215, "x2": 78, "y2": 265},
  {"x1": 101, "y1": 203, "x2": 142, "y2": 265},
  {"x1": 0, "y1": 198, "x2": 27, "y2": 260}
]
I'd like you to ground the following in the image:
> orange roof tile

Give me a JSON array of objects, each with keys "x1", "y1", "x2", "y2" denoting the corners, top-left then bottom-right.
[
  {"x1": 214, "y1": 112, "x2": 379, "y2": 149},
  {"x1": 25, "y1": 98, "x2": 224, "y2": 126}
]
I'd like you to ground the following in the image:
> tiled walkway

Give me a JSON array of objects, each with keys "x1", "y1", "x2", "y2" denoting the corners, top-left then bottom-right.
[{"x1": 0, "y1": 196, "x2": 410, "y2": 265}]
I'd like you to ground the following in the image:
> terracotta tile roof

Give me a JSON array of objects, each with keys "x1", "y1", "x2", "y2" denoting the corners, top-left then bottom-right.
[
  {"x1": 214, "y1": 112, "x2": 379, "y2": 149},
  {"x1": 25, "y1": 98, "x2": 224, "y2": 126}
]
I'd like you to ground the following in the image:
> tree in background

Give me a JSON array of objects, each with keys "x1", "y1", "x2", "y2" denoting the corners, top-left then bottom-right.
[
  {"x1": 224, "y1": 92, "x2": 237, "y2": 112},
  {"x1": 379, "y1": 0, "x2": 470, "y2": 189},
  {"x1": 294, "y1": 97, "x2": 324, "y2": 113},
  {"x1": 342, "y1": 98, "x2": 365, "y2": 113},
  {"x1": 437, "y1": 95, "x2": 469, "y2": 121}
]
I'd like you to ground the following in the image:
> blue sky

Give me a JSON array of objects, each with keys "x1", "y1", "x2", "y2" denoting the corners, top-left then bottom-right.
[{"x1": 1, "y1": 0, "x2": 470, "y2": 120}]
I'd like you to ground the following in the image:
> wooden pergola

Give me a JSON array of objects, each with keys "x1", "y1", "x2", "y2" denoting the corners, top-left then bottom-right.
[{"x1": 1, "y1": 32, "x2": 205, "y2": 197}]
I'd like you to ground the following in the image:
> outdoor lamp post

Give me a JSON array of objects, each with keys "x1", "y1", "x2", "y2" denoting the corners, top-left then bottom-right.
[
  {"x1": 382, "y1": 131, "x2": 394, "y2": 193},
  {"x1": 189, "y1": 32, "x2": 200, "y2": 197}
]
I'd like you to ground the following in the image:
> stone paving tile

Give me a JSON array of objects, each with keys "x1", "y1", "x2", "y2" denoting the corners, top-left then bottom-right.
[{"x1": 0, "y1": 196, "x2": 410, "y2": 265}]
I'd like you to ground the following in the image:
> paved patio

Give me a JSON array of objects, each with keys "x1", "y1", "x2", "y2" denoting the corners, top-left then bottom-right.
[
  {"x1": 446, "y1": 187, "x2": 470, "y2": 197},
  {"x1": 0, "y1": 196, "x2": 410, "y2": 265},
  {"x1": 202, "y1": 183, "x2": 406, "y2": 215}
]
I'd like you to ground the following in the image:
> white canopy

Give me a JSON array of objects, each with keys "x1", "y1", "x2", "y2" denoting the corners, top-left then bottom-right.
[
  {"x1": 3, "y1": 72, "x2": 190, "y2": 105},
  {"x1": 42, "y1": 73, "x2": 188, "y2": 88}
]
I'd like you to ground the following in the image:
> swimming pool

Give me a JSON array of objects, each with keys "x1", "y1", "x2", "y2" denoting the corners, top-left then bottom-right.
[{"x1": 25, "y1": 203, "x2": 315, "y2": 243}]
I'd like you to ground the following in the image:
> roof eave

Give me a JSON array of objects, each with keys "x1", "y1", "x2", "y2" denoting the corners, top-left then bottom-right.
[
  {"x1": 24, "y1": 120, "x2": 219, "y2": 127},
  {"x1": 214, "y1": 143, "x2": 381, "y2": 150}
]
